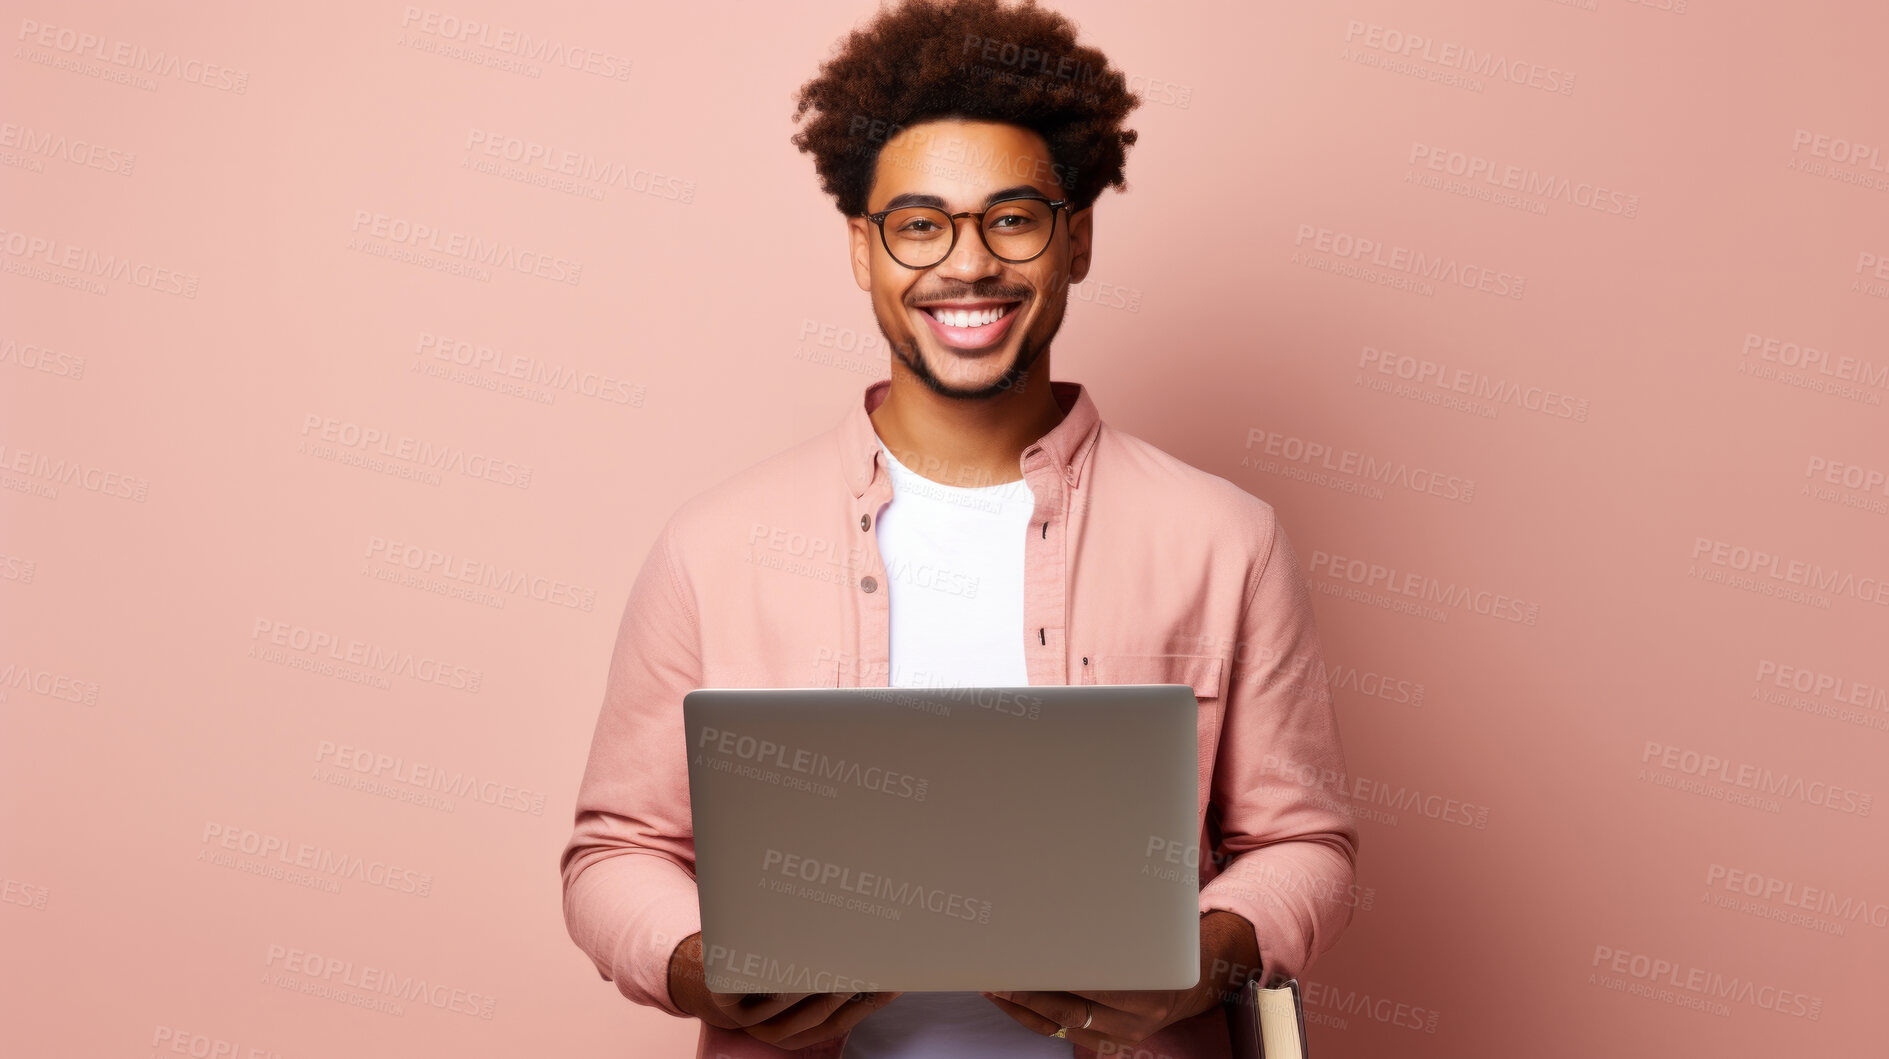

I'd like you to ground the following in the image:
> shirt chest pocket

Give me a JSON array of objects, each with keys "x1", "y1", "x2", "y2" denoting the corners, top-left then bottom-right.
[{"x1": 1081, "y1": 653, "x2": 1227, "y2": 807}]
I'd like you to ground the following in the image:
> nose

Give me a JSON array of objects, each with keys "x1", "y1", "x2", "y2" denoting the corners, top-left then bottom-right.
[{"x1": 933, "y1": 214, "x2": 1003, "y2": 281}]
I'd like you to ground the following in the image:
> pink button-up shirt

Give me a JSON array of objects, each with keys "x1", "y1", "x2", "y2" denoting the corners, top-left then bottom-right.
[{"x1": 560, "y1": 378, "x2": 1359, "y2": 1059}]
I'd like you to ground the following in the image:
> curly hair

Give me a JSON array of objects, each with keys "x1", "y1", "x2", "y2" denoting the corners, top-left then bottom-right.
[{"x1": 790, "y1": 0, "x2": 1142, "y2": 216}]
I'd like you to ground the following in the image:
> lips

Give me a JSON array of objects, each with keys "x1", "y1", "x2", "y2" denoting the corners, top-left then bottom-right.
[{"x1": 914, "y1": 300, "x2": 1022, "y2": 353}]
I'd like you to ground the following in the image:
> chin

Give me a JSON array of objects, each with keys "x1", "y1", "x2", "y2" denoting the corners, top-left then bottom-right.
[{"x1": 920, "y1": 345, "x2": 1023, "y2": 391}]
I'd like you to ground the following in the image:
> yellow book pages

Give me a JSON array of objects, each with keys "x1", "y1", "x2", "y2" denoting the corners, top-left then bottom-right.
[{"x1": 1257, "y1": 984, "x2": 1305, "y2": 1058}]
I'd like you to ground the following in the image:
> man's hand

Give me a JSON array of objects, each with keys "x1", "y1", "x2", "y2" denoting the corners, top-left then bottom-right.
[
  {"x1": 981, "y1": 910, "x2": 1261, "y2": 1053},
  {"x1": 666, "y1": 931, "x2": 903, "y2": 1050}
]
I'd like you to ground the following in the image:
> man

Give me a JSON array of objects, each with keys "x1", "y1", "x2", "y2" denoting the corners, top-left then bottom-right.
[{"x1": 559, "y1": 1, "x2": 1359, "y2": 1056}]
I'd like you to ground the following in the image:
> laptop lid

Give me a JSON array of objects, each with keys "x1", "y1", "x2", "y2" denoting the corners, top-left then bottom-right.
[{"x1": 683, "y1": 683, "x2": 1201, "y2": 993}]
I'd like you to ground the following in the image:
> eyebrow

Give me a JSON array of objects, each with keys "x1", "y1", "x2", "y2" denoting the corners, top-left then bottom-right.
[{"x1": 877, "y1": 185, "x2": 1050, "y2": 212}]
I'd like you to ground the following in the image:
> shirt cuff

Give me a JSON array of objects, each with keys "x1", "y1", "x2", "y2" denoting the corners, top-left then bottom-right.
[{"x1": 566, "y1": 852, "x2": 704, "y2": 1019}]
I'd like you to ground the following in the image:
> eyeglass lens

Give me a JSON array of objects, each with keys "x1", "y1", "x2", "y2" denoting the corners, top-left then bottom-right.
[{"x1": 881, "y1": 199, "x2": 1055, "y2": 268}]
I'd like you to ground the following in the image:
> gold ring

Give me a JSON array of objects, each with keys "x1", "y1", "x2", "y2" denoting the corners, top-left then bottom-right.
[{"x1": 1051, "y1": 1026, "x2": 1068, "y2": 1039}]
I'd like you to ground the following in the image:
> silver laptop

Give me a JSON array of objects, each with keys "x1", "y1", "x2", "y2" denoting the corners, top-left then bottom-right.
[{"x1": 682, "y1": 683, "x2": 1201, "y2": 994}]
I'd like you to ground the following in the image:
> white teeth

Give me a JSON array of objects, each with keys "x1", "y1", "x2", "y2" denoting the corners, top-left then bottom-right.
[{"x1": 929, "y1": 304, "x2": 1011, "y2": 329}]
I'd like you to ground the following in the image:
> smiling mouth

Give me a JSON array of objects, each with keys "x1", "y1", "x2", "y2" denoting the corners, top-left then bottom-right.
[{"x1": 913, "y1": 299, "x2": 1024, "y2": 352}]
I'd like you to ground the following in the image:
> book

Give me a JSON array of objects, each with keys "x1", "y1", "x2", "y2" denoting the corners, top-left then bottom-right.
[{"x1": 1228, "y1": 976, "x2": 1308, "y2": 1059}]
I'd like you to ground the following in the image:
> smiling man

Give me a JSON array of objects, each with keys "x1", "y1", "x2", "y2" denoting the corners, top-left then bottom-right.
[{"x1": 558, "y1": 1, "x2": 1359, "y2": 1057}]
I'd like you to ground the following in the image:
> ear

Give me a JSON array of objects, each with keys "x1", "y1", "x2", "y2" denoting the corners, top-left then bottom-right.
[
  {"x1": 848, "y1": 216, "x2": 873, "y2": 292},
  {"x1": 1065, "y1": 205, "x2": 1094, "y2": 286}
]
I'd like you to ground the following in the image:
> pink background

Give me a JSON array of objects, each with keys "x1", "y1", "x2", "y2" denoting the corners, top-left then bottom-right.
[{"x1": 5, "y1": 1, "x2": 1886, "y2": 1055}]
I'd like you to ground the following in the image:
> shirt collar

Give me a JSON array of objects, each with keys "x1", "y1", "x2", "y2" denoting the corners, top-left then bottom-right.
[{"x1": 841, "y1": 377, "x2": 1103, "y2": 498}]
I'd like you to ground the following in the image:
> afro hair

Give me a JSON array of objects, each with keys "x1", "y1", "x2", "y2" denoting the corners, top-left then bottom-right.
[{"x1": 790, "y1": 0, "x2": 1142, "y2": 216}]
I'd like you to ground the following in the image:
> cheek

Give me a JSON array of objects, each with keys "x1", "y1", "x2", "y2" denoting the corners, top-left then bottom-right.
[{"x1": 874, "y1": 274, "x2": 915, "y2": 323}]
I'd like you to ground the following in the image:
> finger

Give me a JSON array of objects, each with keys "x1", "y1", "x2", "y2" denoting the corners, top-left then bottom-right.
[
  {"x1": 740, "y1": 990, "x2": 816, "y2": 1008},
  {"x1": 1073, "y1": 985, "x2": 1201, "y2": 1029},
  {"x1": 769, "y1": 991, "x2": 904, "y2": 1050},
  {"x1": 710, "y1": 989, "x2": 814, "y2": 1023},
  {"x1": 1066, "y1": 988, "x2": 1143, "y2": 1020},
  {"x1": 757, "y1": 989, "x2": 898, "y2": 1035},
  {"x1": 754, "y1": 991, "x2": 855, "y2": 1035},
  {"x1": 996, "y1": 989, "x2": 1116, "y2": 1036},
  {"x1": 985, "y1": 990, "x2": 1086, "y2": 1021},
  {"x1": 981, "y1": 992, "x2": 1068, "y2": 1037},
  {"x1": 983, "y1": 989, "x2": 1064, "y2": 1015}
]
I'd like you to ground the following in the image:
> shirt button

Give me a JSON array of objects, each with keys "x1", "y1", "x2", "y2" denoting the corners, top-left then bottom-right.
[
  {"x1": 860, "y1": 575, "x2": 878, "y2": 593},
  {"x1": 860, "y1": 513, "x2": 872, "y2": 531}
]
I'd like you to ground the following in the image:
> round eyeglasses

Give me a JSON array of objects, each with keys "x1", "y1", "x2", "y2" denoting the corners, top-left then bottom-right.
[{"x1": 862, "y1": 194, "x2": 1070, "y2": 270}]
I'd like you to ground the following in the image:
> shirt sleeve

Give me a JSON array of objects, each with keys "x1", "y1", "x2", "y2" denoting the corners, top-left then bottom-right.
[
  {"x1": 559, "y1": 518, "x2": 704, "y2": 1018},
  {"x1": 1197, "y1": 514, "x2": 1361, "y2": 989}
]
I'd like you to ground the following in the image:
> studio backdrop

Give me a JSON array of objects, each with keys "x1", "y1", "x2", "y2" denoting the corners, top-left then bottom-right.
[{"x1": 3, "y1": 1, "x2": 1884, "y2": 1056}]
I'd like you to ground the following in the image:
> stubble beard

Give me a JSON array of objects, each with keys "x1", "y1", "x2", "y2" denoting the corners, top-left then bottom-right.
[{"x1": 882, "y1": 298, "x2": 1064, "y2": 401}]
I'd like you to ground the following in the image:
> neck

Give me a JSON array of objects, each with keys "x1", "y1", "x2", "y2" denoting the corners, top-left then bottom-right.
[{"x1": 869, "y1": 365, "x2": 1067, "y2": 488}]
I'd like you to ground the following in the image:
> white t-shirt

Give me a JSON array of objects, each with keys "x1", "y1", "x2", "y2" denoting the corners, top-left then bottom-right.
[{"x1": 839, "y1": 442, "x2": 1073, "y2": 1059}]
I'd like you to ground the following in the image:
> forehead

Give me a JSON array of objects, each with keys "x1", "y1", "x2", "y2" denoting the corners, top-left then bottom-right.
[{"x1": 868, "y1": 118, "x2": 1062, "y2": 210}]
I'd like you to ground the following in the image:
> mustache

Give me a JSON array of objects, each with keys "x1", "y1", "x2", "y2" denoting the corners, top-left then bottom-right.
[{"x1": 908, "y1": 285, "x2": 1030, "y2": 305}]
